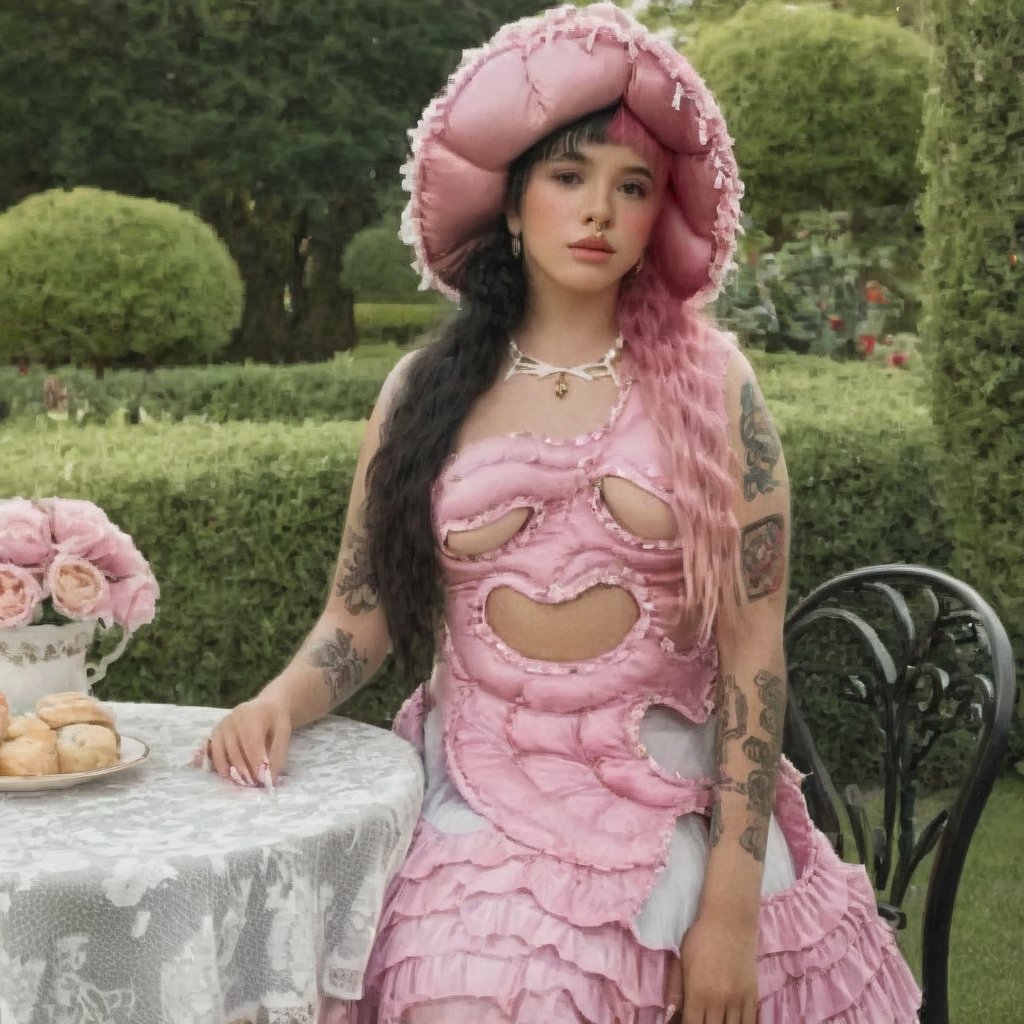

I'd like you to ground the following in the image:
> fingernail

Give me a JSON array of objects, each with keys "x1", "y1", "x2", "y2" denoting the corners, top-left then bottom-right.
[
  {"x1": 259, "y1": 763, "x2": 276, "y2": 794},
  {"x1": 228, "y1": 765, "x2": 249, "y2": 787},
  {"x1": 664, "y1": 1005, "x2": 677, "y2": 1024}
]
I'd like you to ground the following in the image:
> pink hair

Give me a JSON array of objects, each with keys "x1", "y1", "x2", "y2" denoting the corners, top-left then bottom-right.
[{"x1": 608, "y1": 106, "x2": 741, "y2": 641}]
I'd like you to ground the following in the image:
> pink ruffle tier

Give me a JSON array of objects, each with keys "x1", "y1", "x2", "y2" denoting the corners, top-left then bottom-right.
[{"x1": 347, "y1": 757, "x2": 920, "y2": 1023}]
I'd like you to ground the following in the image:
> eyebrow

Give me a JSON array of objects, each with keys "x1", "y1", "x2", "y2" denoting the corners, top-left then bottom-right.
[{"x1": 549, "y1": 149, "x2": 655, "y2": 182}]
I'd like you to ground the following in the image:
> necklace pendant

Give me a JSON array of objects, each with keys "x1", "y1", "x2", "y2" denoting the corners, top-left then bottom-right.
[{"x1": 555, "y1": 372, "x2": 569, "y2": 399}]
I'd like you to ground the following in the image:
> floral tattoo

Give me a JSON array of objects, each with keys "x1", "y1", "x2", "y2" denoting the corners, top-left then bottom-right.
[
  {"x1": 739, "y1": 379, "x2": 781, "y2": 501},
  {"x1": 309, "y1": 628, "x2": 366, "y2": 707},
  {"x1": 335, "y1": 501, "x2": 380, "y2": 614},
  {"x1": 710, "y1": 673, "x2": 748, "y2": 848},
  {"x1": 738, "y1": 670, "x2": 785, "y2": 862},
  {"x1": 741, "y1": 514, "x2": 786, "y2": 601},
  {"x1": 709, "y1": 669, "x2": 785, "y2": 862}
]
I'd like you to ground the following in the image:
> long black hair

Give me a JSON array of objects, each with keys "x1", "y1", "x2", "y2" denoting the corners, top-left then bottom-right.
[{"x1": 364, "y1": 106, "x2": 620, "y2": 682}]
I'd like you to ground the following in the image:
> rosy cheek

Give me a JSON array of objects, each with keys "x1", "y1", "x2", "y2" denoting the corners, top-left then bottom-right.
[{"x1": 619, "y1": 205, "x2": 659, "y2": 247}]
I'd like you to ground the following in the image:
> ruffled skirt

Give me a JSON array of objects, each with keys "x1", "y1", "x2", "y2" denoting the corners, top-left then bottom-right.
[{"x1": 324, "y1": 707, "x2": 921, "y2": 1023}]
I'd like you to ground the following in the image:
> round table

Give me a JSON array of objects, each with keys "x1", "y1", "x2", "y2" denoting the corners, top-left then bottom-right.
[{"x1": 0, "y1": 702, "x2": 424, "y2": 1024}]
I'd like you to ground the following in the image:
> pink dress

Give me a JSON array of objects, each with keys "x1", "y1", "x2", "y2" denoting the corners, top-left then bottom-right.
[{"x1": 340, "y1": 371, "x2": 922, "y2": 1024}]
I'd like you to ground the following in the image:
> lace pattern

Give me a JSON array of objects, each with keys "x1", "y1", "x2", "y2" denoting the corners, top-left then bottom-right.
[{"x1": 0, "y1": 703, "x2": 423, "y2": 1024}]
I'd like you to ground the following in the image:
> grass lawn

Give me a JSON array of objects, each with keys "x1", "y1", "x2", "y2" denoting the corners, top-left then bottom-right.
[{"x1": 879, "y1": 775, "x2": 1024, "y2": 1022}]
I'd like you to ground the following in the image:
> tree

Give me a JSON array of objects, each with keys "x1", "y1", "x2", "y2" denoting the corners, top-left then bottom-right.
[{"x1": 0, "y1": 0, "x2": 545, "y2": 362}]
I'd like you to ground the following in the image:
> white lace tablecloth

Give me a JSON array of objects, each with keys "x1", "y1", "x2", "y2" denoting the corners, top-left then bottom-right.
[{"x1": 0, "y1": 702, "x2": 424, "y2": 1024}]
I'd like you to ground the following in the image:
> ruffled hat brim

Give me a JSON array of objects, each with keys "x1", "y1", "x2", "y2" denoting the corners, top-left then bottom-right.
[{"x1": 401, "y1": 2, "x2": 745, "y2": 306}]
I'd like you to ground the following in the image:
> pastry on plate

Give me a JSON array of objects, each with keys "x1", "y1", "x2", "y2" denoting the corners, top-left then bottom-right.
[
  {"x1": 0, "y1": 692, "x2": 8, "y2": 742},
  {"x1": 0, "y1": 727, "x2": 59, "y2": 777},
  {"x1": 5, "y1": 713, "x2": 54, "y2": 741},
  {"x1": 55, "y1": 722, "x2": 120, "y2": 774},
  {"x1": 35, "y1": 692, "x2": 115, "y2": 730}
]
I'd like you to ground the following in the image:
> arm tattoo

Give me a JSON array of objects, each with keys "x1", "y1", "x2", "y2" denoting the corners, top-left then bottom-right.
[
  {"x1": 309, "y1": 628, "x2": 367, "y2": 707},
  {"x1": 709, "y1": 673, "x2": 749, "y2": 848},
  {"x1": 335, "y1": 501, "x2": 380, "y2": 614},
  {"x1": 737, "y1": 670, "x2": 785, "y2": 862},
  {"x1": 741, "y1": 514, "x2": 786, "y2": 601},
  {"x1": 739, "y1": 379, "x2": 781, "y2": 501},
  {"x1": 709, "y1": 669, "x2": 785, "y2": 861}
]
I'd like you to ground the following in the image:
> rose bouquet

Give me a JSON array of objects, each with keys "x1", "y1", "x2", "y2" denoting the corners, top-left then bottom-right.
[{"x1": 0, "y1": 497, "x2": 159, "y2": 634}]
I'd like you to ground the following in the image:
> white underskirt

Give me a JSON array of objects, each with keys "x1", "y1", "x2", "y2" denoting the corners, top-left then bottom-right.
[{"x1": 420, "y1": 704, "x2": 797, "y2": 950}]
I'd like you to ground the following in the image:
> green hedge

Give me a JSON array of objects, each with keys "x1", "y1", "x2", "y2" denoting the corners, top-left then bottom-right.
[
  {"x1": 919, "y1": 0, "x2": 1024, "y2": 771},
  {"x1": 3, "y1": 357, "x2": 955, "y2": 755},
  {"x1": 0, "y1": 354, "x2": 396, "y2": 425}
]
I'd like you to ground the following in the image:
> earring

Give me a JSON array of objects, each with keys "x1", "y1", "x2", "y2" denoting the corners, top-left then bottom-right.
[
  {"x1": 632, "y1": 250, "x2": 645, "y2": 275},
  {"x1": 511, "y1": 233, "x2": 522, "y2": 258}
]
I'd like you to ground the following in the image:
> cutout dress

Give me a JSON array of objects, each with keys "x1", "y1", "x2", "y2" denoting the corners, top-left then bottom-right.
[{"x1": 344, "y1": 362, "x2": 922, "y2": 1023}]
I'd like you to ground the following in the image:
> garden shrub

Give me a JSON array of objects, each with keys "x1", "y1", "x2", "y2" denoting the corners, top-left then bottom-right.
[
  {"x1": 0, "y1": 351, "x2": 401, "y2": 425},
  {"x1": 918, "y1": 0, "x2": 1024, "y2": 769},
  {"x1": 684, "y1": 3, "x2": 931, "y2": 237},
  {"x1": 0, "y1": 187, "x2": 243, "y2": 373}
]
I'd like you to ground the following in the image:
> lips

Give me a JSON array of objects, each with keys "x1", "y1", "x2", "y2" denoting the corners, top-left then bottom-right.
[{"x1": 569, "y1": 237, "x2": 615, "y2": 253}]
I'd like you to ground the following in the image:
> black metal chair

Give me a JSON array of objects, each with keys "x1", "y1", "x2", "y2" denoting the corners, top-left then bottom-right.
[{"x1": 782, "y1": 564, "x2": 1017, "y2": 1024}]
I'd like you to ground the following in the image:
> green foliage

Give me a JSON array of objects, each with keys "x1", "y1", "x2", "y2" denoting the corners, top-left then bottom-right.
[
  {"x1": 918, "y1": 0, "x2": 1024, "y2": 771},
  {"x1": 343, "y1": 218, "x2": 433, "y2": 304},
  {"x1": 0, "y1": 354, "x2": 401, "y2": 425},
  {"x1": 0, "y1": 187, "x2": 242, "y2": 372},
  {"x1": 715, "y1": 207, "x2": 920, "y2": 355},
  {"x1": 0, "y1": 0, "x2": 547, "y2": 364},
  {"x1": 354, "y1": 303, "x2": 452, "y2": 345},
  {"x1": 682, "y1": 3, "x2": 931, "y2": 238}
]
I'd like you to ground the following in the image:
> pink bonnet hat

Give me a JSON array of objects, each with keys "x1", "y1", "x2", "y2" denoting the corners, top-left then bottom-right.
[{"x1": 400, "y1": 2, "x2": 745, "y2": 307}]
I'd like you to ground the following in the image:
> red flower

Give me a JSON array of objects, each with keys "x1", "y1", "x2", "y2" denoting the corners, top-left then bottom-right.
[
  {"x1": 858, "y1": 334, "x2": 877, "y2": 357},
  {"x1": 828, "y1": 315, "x2": 845, "y2": 330},
  {"x1": 17, "y1": 364, "x2": 29, "y2": 377},
  {"x1": 887, "y1": 352, "x2": 909, "y2": 368}
]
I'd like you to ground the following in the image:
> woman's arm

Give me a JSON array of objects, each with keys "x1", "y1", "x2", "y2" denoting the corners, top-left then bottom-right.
[
  {"x1": 209, "y1": 350, "x2": 420, "y2": 782},
  {"x1": 668, "y1": 346, "x2": 790, "y2": 1024}
]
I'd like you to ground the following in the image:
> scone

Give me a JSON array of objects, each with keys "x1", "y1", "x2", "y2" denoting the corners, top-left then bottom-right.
[
  {"x1": 55, "y1": 723, "x2": 120, "y2": 773},
  {"x1": 0, "y1": 730, "x2": 59, "y2": 776},
  {"x1": 35, "y1": 692, "x2": 115, "y2": 730},
  {"x1": 6, "y1": 713, "x2": 54, "y2": 741}
]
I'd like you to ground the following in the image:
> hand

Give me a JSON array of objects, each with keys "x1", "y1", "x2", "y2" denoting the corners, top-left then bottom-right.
[
  {"x1": 664, "y1": 912, "x2": 758, "y2": 1024},
  {"x1": 208, "y1": 695, "x2": 292, "y2": 788}
]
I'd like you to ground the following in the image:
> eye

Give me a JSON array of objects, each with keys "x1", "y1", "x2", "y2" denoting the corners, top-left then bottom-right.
[
  {"x1": 552, "y1": 169, "x2": 582, "y2": 186},
  {"x1": 622, "y1": 180, "x2": 650, "y2": 199}
]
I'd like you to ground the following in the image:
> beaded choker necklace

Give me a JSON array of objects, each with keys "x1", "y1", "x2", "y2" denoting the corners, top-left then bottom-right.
[{"x1": 504, "y1": 335, "x2": 624, "y2": 399}]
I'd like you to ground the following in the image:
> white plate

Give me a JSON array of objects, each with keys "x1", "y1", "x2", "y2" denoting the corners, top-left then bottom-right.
[{"x1": 0, "y1": 735, "x2": 150, "y2": 793}]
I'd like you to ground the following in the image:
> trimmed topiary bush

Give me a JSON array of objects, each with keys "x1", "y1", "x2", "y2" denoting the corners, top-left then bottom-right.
[
  {"x1": 918, "y1": 0, "x2": 1024, "y2": 768},
  {"x1": 683, "y1": 2, "x2": 931, "y2": 238},
  {"x1": 0, "y1": 187, "x2": 243, "y2": 375}
]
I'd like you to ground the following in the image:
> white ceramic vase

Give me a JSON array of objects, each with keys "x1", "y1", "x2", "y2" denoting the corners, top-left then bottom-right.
[{"x1": 0, "y1": 620, "x2": 129, "y2": 713}]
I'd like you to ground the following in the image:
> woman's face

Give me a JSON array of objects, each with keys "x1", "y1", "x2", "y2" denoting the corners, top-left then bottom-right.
[{"x1": 508, "y1": 141, "x2": 662, "y2": 297}]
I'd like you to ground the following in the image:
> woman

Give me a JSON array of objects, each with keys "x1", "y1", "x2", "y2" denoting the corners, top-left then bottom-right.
[{"x1": 210, "y1": 5, "x2": 922, "y2": 1022}]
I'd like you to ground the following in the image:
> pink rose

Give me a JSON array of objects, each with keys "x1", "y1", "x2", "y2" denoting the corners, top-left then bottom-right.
[
  {"x1": 87, "y1": 527, "x2": 150, "y2": 579},
  {"x1": 36, "y1": 498, "x2": 112, "y2": 561},
  {"x1": 0, "y1": 498, "x2": 53, "y2": 568},
  {"x1": 0, "y1": 563, "x2": 44, "y2": 628},
  {"x1": 109, "y1": 574, "x2": 159, "y2": 633},
  {"x1": 37, "y1": 499, "x2": 149, "y2": 579},
  {"x1": 46, "y1": 554, "x2": 112, "y2": 624}
]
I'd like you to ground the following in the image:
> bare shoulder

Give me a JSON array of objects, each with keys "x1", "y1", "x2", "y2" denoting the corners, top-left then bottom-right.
[{"x1": 376, "y1": 347, "x2": 426, "y2": 420}]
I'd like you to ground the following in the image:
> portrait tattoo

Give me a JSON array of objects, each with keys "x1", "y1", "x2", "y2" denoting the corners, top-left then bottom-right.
[
  {"x1": 309, "y1": 628, "x2": 366, "y2": 706},
  {"x1": 739, "y1": 379, "x2": 781, "y2": 501},
  {"x1": 335, "y1": 502, "x2": 380, "y2": 614},
  {"x1": 741, "y1": 514, "x2": 786, "y2": 601}
]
